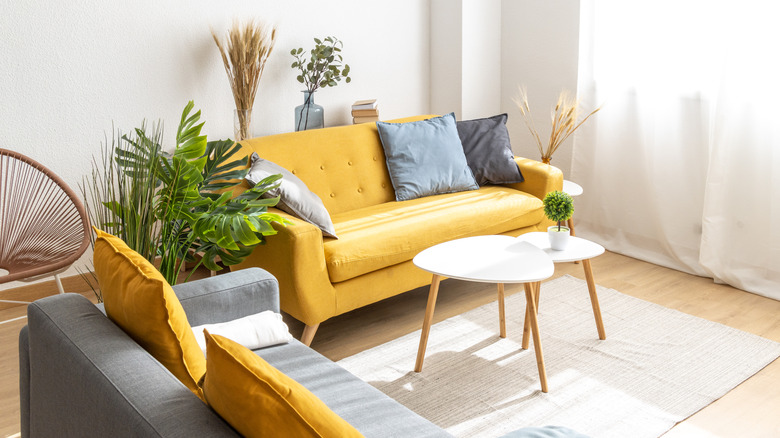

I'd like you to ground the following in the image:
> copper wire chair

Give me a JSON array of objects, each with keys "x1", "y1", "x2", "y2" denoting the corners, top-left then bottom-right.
[{"x1": 0, "y1": 148, "x2": 90, "y2": 304}]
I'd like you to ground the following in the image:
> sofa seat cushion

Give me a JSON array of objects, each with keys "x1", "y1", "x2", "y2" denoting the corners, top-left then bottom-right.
[
  {"x1": 256, "y1": 340, "x2": 450, "y2": 437},
  {"x1": 325, "y1": 186, "x2": 543, "y2": 283}
]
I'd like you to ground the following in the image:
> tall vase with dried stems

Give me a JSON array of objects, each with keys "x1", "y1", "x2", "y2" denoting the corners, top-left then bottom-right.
[
  {"x1": 514, "y1": 87, "x2": 601, "y2": 165},
  {"x1": 212, "y1": 20, "x2": 277, "y2": 142}
]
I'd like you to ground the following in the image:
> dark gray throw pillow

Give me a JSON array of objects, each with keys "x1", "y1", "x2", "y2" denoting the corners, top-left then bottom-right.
[
  {"x1": 245, "y1": 153, "x2": 337, "y2": 239},
  {"x1": 456, "y1": 113, "x2": 524, "y2": 186}
]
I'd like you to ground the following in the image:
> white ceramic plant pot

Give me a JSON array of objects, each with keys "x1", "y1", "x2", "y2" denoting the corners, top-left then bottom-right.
[{"x1": 547, "y1": 225, "x2": 571, "y2": 251}]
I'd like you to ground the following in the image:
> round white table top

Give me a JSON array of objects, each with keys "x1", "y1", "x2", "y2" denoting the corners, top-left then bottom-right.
[
  {"x1": 413, "y1": 235, "x2": 554, "y2": 283},
  {"x1": 515, "y1": 232, "x2": 604, "y2": 263},
  {"x1": 563, "y1": 180, "x2": 583, "y2": 197}
]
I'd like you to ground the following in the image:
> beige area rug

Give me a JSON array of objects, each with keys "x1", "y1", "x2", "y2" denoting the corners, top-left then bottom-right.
[{"x1": 338, "y1": 275, "x2": 780, "y2": 438}]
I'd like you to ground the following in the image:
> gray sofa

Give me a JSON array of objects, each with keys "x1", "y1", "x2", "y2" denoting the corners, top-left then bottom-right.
[{"x1": 18, "y1": 268, "x2": 450, "y2": 437}]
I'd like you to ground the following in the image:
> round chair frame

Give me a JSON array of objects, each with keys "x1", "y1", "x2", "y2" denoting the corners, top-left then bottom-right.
[{"x1": 0, "y1": 148, "x2": 90, "y2": 304}]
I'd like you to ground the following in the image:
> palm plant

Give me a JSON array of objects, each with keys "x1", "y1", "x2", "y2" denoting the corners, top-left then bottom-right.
[{"x1": 80, "y1": 101, "x2": 287, "y2": 293}]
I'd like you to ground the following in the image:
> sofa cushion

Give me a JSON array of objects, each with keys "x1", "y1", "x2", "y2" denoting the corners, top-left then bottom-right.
[
  {"x1": 93, "y1": 229, "x2": 207, "y2": 400},
  {"x1": 377, "y1": 113, "x2": 479, "y2": 201},
  {"x1": 257, "y1": 340, "x2": 450, "y2": 437},
  {"x1": 457, "y1": 113, "x2": 524, "y2": 185},
  {"x1": 245, "y1": 152, "x2": 337, "y2": 238},
  {"x1": 202, "y1": 332, "x2": 363, "y2": 438},
  {"x1": 324, "y1": 186, "x2": 544, "y2": 283}
]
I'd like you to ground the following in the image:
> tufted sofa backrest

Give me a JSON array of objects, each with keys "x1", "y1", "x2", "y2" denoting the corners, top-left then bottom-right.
[{"x1": 237, "y1": 115, "x2": 434, "y2": 215}]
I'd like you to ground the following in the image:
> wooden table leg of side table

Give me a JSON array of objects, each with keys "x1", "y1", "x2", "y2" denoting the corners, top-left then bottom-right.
[
  {"x1": 523, "y1": 281, "x2": 548, "y2": 393},
  {"x1": 568, "y1": 218, "x2": 580, "y2": 264},
  {"x1": 497, "y1": 283, "x2": 506, "y2": 338},
  {"x1": 582, "y1": 259, "x2": 606, "y2": 340},
  {"x1": 415, "y1": 274, "x2": 442, "y2": 372}
]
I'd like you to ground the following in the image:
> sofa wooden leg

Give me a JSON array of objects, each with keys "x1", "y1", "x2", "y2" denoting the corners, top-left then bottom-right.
[{"x1": 301, "y1": 323, "x2": 320, "y2": 346}]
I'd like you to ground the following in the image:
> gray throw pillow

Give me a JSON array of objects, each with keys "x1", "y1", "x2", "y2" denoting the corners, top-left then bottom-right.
[
  {"x1": 456, "y1": 113, "x2": 524, "y2": 185},
  {"x1": 376, "y1": 113, "x2": 479, "y2": 201},
  {"x1": 245, "y1": 153, "x2": 337, "y2": 238}
]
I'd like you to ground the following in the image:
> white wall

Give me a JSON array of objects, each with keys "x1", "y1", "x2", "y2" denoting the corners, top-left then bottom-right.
[
  {"x1": 461, "y1": 0, "x2": 502, "y2": 120},
  {"x1": 500, "y1": 0, "x2": 580, "y2": 175},
  {"x1": 0, "y1": 0, "x2": 431, "y2": 289},
  {"x1": 430, "y1": 0, "x2": 502, "y2": 119},
  {"x1": 431, "y1": 0, "x2": 581, "y2": 172},
  {"x1": 430, "y1": 0, "x2": 463, "y2": 116}
]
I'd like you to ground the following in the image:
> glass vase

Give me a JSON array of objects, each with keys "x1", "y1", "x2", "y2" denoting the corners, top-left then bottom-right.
[
  {"x1": 234, "y1": 109, "x2": 253, "y2": 141},
  {"x1": 294, "y1": 91, "x2": 324, "y2": 131}
]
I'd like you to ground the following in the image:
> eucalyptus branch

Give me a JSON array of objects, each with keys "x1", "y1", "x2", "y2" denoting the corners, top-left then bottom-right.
[{"x1": 290, "y1": 36, "x2": 351, "y2": 94}]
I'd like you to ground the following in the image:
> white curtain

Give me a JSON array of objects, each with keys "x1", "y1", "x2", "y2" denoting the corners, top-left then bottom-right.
[{"x1": 573, "y1": 1, "x2": 780, "y2": 299}]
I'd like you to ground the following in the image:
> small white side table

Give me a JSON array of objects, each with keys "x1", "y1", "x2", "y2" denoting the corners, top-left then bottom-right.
[
  {"x1": 412, "y1": 235, "x2": 554, "y2": 392},
  {"x1": 515, "y1": 232, "x2": 607, "y2": 346}
]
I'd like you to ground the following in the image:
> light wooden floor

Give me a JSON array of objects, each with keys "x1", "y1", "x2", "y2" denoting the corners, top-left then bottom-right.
[{"x1": 2, "y1": 252, "x2": 779, "y2": 437}]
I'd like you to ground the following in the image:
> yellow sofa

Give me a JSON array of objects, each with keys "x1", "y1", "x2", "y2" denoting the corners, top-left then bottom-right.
[{"x1": 232, "y1": 115, "x2": 563, "y2": 345}]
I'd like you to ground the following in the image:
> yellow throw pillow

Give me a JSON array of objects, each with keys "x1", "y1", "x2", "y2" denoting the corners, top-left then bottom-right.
[
  {"x1": 93, "y1": 228, "x2": 206, "y2": 400},
  {"x1": 202, "y1": 331, "x2": 364, "y2": 438}
]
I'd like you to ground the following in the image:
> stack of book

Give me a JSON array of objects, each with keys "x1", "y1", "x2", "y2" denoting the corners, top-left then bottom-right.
[{"x1": 352, "y1": 99, "x2": 379, "y2": 124}]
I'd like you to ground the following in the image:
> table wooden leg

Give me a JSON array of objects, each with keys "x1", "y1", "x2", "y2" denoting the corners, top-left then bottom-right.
[
  {"x1": 582, "y1": 259, "x2": 606, "y2": 340},
  {"x1": 522, "y1": 281, "x2": 540, "y2": 350},
  {"x1": 415, "y1": 274, "x2": 442, "y2": 372},
  {"x1": 568, "y1": 218, "x2": 580, "y2": 264},
  {"x1": 524, "y1": 281, "x2": 548, "y2": 393},
  {"x1": 497, "y1": 283, "x2": 506, "y2": 338}
]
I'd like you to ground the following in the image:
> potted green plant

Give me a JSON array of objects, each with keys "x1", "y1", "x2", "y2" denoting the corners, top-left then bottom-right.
[
  {"x1": 290, "y1": 36, "x2": 351, "y2": 131},
  {"x1": 80, "y1": 101, "x2": 288, "y2": 296},
  {"x1": 543, "y1": 190, "x2": 574, "y2": 250}
]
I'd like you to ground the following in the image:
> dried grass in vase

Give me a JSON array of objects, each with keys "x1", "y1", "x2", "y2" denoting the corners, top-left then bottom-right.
[
  {"x1": 211, "y1": 20, "x2": 277, "y2": 141},
  {"x1": 514, "y1": 87, "x2": 600, "y2": 164}
]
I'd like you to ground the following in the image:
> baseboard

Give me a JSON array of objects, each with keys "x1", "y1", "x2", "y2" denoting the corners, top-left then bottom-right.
[{"x1": 0, "y1": 274, "x2": 95, "y2": 311}]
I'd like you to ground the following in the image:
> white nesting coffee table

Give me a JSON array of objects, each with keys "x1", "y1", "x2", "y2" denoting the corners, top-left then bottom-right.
[
  {"x1": 516, "y1": 232, "x2": 607, "y2": 347},
  {"x1": 412, "y1": 235, "x2": 554, "y2": 392}
]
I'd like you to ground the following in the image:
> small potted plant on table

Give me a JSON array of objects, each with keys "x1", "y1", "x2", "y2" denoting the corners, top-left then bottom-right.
[{"x1": 543, "y1": 190, "x2": 574, "y2": 250}]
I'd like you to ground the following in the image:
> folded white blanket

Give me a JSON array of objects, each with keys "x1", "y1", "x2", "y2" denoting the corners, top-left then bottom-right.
[{"x1": 191, "y1": 310, "x2": 293, "y2": 355}]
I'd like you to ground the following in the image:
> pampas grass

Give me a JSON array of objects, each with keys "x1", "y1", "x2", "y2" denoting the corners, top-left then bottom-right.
[
  {"x1": 515, "y1": 87, "x2": 601, "y2": 164},
  {"x1": 211, "y1": 20, "x2": 277, "y2": 140}
]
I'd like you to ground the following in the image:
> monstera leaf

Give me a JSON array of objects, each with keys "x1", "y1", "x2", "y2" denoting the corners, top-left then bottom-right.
[{"x1": 111, "y1": 100, "x2": 287, "y2": 284}]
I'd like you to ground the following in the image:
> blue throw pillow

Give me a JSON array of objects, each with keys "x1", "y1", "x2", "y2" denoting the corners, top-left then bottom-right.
[{"x1": 376, "y1": 113, "x2": 479, "y2": 201}]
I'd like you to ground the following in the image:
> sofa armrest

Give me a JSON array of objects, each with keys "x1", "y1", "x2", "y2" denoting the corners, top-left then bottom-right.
[
  {"x1": 232, "y1": 208, "x2": 337, "y2": 327},
  {"x1": 173, "y1": 267, "x2": 280, "y2": 327},
  {"x1": 508, "y1": 157, "x2": 564, "y2": 200}
]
